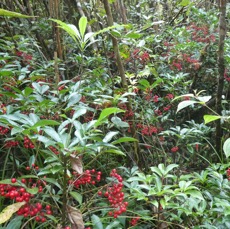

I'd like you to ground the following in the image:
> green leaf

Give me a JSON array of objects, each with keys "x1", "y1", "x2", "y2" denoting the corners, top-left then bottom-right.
[
  {"x1": 50, "y1": 19, "x2": 80, "y2": 43},
  {"x1": 150, "y1": 78, "x2": 163, "y2": 89},
  {"x1": 91, "y1": 214, "x2": 103, "y2": 229},
  {"x1": 11, "y1": 126, "x2": 24, "y2": 135},
  {"x1": 79, "y1": 16, "x2": 87, "y2": 38},
  {"x1": 72, "y1": 108, "x2": 87, "y2": 120},
  {"x1": 203, "y1": 115, "x2": 221, "y2": 124},
  {"x1": 29, "y1": 155, "x2": 36, "y2": 168},
  {"x1": 104, "y1": 149, "x2": 126, "y2": 156},
  {"x1": 150, "y1": 166, "x2": 162, "y2": 177},
  {"x1": 165, "y1": 164, "x2": 179, "y2": 174},
  {"x1": 125, "y1": 32, "x2": 143, "y2": 39},
  {"x1": 0, "y1": 202, "x2": 26, "y2": 224},
  {"x1": 43, "y1": 177, "x2": 62, "y2": 190},
  {"x1": 138, "y1": 79, "x2": 150, "y2": 88},
  {"x1": 197, "y1": 96, "x2": 211, "y2": 103},
  {"x1": 6, "y1": 216, "x2": 23, "y2": 229},
  {"x1": 33, "y1": 120, "x2": 60, "y2": 128},
  {"x1": 23, "y1": 87, "x2": 33, "y2": 97},
  {"x1": 103, "y1": 131, "x2": 119, "y2": 143},
  {"x1": 95, "y1": 107, "x2": 124, "y2": 126},
  {"x1": 111, "y1": 116, "x2": 129, "y2": 128},
  {"x1": 44, "y1": 127, "x2": 62, "y2": 143},
  {"x1": 112, "y1": 137, "x2": 137, "y2": 145},
  {"x1": 179, "y1": 0, "x2": 191, "y2": 6},
  {"x1": 0, "y1": 9, "x2": 35, "y2": 18},
  {"x1": 67, "y1": 93, "x2": 82, "y2": 108},
  {"x1": 185, "y1": 190, "x2": 204, "y2": 200},
  {"x1": 0, "y1": 179, "x2": 23, "y2": 187},
  {"x1": 176, "y1": 100, "x2": 198, "y2": 113},
  {"x1": 70, "y1": 191, "x2": 83, "y2": 205},
  {"x1": 26, "y1": 187, "x2": 38, "y2": 195},
  {"x1": 223, "y1": 138, "x2": 230, "y2": 158},
  {"x1": 19, "y1": 175, "x2": 38, "y2": 179},
  {"x1": 105, "y1": 221, "x2": 121, "y2": 229}
]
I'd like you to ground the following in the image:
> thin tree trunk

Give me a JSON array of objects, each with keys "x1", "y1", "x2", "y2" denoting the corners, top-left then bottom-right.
[
  {"x1": 216, "y1": 0, "x2": 226, "y2": 154},
  {"x1": 103, "y1": 0, "x2": 140, "y2": 166},
  {"x1": 49, "y1": 0, "x2": 63, "y2": 61},
  {"x1": 118, "y1": 0, "x2": 128, "y2": 24}
]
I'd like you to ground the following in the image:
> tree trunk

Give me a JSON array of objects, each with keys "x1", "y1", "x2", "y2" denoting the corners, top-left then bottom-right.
[{"x1": 216, "y1": 0, "x2": 226, "y2": 154}]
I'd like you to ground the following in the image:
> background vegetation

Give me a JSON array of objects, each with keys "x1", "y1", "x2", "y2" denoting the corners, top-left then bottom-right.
[{"x1": 0, "y1": 0, "x2": 229, "y2": 228}]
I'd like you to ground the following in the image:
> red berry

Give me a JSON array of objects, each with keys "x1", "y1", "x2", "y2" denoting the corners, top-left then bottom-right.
[{"x1": 11, "y1": 178, "x2": 17, "y2": 183}]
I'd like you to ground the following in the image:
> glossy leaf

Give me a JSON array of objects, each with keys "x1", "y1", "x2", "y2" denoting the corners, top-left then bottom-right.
[
  {"x1": 96, "y1": 107, "x2": 124, "y2": 126},
  {"x1": 176, "y1": 100, "x2": 198, "y2": 113},
  {"x1": 203, "y1": 115, "x2": 221, "y2": 124},
  {"x1": 185, "y1": 190, "x2": 204, "y2": 200},
  {"x1": 79, "y1": 16, "x2": 87, "y2": 38},
  {"x1": 103, "y1": 131, "x2": 119, "y2": 143},
  {"x1": 111, "y1": 116, "x2": 129, "y2": 128},
  {"x1": 104, "y1": 149, "x2": 126, "y2": 156},
  {"x1": 5, "y1": 216, "x2": 23, "y2": 229},
  {"x1": 91, "y1": 214, "x2": 103, "y2": 229},
  {"x1": 44, "y1": 127, "x2": 62, "y2": 143},
  {"x1": 0, "y1": 202, "x2": 26, "y2": 224},
  {"x1": 223, "y1": 138, "x2": 230, "y2": 158},
  {"x1": 112, "y1": 137, "x2": 137, "y2": 145},
  {"x1": 70, "y1": 191, "x2": 83, "y2": 205}
]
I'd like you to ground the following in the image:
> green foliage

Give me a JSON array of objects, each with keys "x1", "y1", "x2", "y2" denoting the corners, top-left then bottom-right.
[
  {"x1": 0, "y1": 1, "x2": 229, "y2": 228},
  {"x1": 0, "y1": 9, "x2": 35, "y2": 18}
]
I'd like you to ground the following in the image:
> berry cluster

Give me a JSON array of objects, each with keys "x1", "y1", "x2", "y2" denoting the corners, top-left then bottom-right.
[
  {"x1": 0, "y1": 183, "x2": 33, "y2": 202},
  {"x1": 171, "y1": 146, "x2": 179, "y2": 153},
  {"x1": 24, "y1": 136, "x2": 35, "y2": 149},
  {"x1": 0, "y1": 178, "x2": 49, "y2": 222},
  {"x1": 226, "y1": 168, "x2": 230, "y2": 181},
  {"x1": 72, "y1": 170, "x2": 101, "y2": 188},
  {"x1": 49, "y1": 146, "x2": 59, "y2": 155},
  {"x1": 98, "y1": 169, "x2": 128, "y2": 218},
  {"x1": 25, "y1": 164, "x2": 40, "y2": 171},
  {"x1": 130, "y1": 49, "x2": 150, "y2": 64},
  {"x1": 4, "y1": 140, "x2": 19, "y2": 148},
  {"x1": 130, "y1": 216, "x2": 140, "y2": 226},
  {"x1": 140, "y1": 125, "x2": 158, "y2": 136},
  {"x1": 0, "y1": 126, "x2": 9, "y2": 135},
  {"x1": 118, "y1": 103, "x2": 134, "y2": 121},
  {"x1": 187, "y1": 23, "x2": 216, "y2": 43},
  {"x1": 17, "y1": 202, "x2": 52, "y2": 222}
]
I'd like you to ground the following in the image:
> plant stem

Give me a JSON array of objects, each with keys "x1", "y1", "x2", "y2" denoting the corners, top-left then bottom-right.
[
  {"x1": 62, "y1": 154, "x2": 68, "y2": 227},
  {"x1": 216, "y1": 0, "x2": 226, "y2": 154}
]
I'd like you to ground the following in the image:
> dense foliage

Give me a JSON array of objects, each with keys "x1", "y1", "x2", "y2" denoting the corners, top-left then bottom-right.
[{"x1": 0, "y1": 1, "x2": 230, "y2": 228}]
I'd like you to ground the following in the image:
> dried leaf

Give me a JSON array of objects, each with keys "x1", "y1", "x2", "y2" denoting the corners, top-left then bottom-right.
[
  {"x1": 67, "y1": 206, "x2": 84, "y2": 229},
  {"x1": 70, "y1": 154, "x2": 83, "y2": 174},
  {"x1": 0, "y1": 202, "x2": 26, "y2": 224}
]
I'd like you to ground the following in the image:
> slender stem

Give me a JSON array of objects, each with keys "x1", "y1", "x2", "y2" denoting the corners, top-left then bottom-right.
[
  {"x1": 216, "y1": 0, "x2": 226, "y2": 153},
  {"x1": 103, "y1": 0, "x2": 140, "y2": 165},
  {"x1": 61, "y1": 154, "x2": 68, "y2": 227}
]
